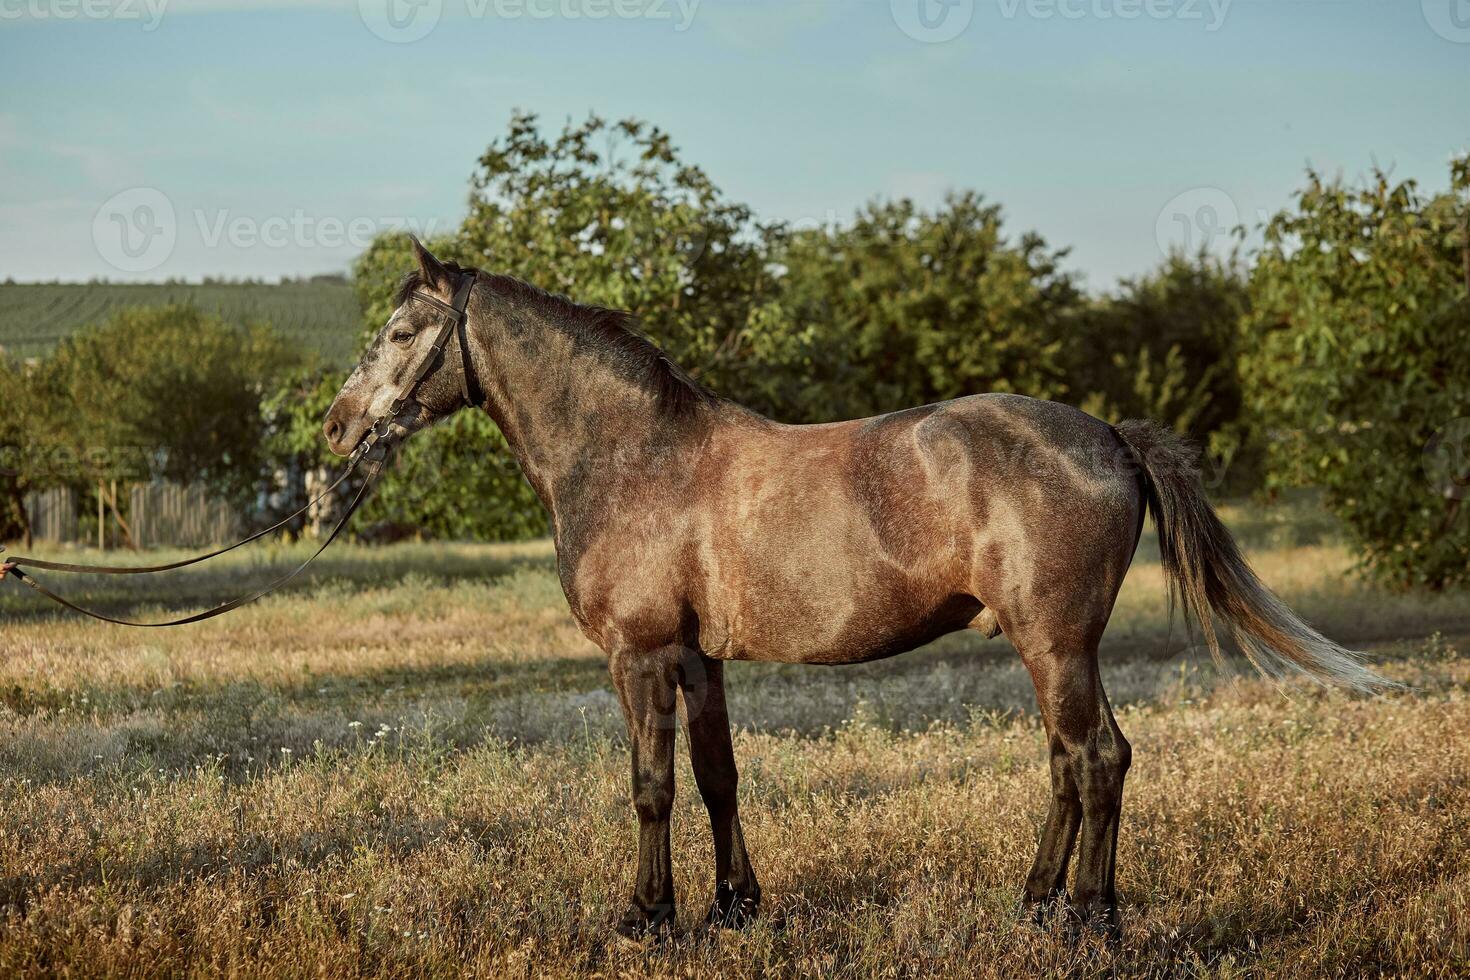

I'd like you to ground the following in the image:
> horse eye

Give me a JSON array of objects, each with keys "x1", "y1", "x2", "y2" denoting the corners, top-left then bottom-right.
[{"x1": 390, "y1": 328, "x2": 416, "y2": 345}]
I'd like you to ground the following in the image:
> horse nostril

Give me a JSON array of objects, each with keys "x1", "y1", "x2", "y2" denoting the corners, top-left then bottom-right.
[{"x1": 324, "y1": 419, "x2": 344, "y2": 445}]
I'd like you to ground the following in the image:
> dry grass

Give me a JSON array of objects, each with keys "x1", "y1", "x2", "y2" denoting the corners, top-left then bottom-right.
[{"x1": 0, "y1": 500, "x2": 1466, "y2": 977}]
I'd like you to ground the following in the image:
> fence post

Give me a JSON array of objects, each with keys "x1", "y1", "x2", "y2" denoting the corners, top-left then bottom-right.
[{"x1": 131, "y1": 483, "x2": 145, "y2": 549}]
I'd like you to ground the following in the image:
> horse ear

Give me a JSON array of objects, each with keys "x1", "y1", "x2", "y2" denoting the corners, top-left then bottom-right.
[{"x1": 409, "y1": 235, "x2": 450, "y2": 293}]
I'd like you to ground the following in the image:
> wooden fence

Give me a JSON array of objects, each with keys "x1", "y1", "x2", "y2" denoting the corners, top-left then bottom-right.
[
  {"x1": 22, "y1": 487, "x2": 78, "y2": 543},
  {"x1": 129, "y1": 483, "x2": 243, "y2": 549},
  {"x1": 19, "y1": 483, "x2": 243, "y2": 549}
]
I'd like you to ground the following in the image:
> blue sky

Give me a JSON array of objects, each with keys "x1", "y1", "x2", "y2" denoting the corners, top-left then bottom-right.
[{"x1": 1, "y1": 0, "x2": 1466, "y2": 289}]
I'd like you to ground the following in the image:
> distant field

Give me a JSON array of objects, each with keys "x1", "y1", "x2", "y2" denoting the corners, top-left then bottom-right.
[
  {"x1": 0, "y1": 281, "x2": 362, "y2": 364},
  {"x1": 0, "y1": 501, "x2": 1467, "y2": 976}
]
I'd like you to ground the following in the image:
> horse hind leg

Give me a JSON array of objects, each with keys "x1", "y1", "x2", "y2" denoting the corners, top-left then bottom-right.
[
  {"x1": 1023, "y1": 719, "x2": 1082, "y2": 919},
  {"x1": 1063, "y1": 657, "x2": 1130, "y2": 936},
  {"x1": 1016, "y1": 638, "x2": 1131, "y2": 936}
]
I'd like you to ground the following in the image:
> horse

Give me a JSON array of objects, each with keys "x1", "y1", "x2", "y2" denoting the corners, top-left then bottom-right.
[{"x1": 322, "y1": 239, "x2": 1383, "y2": 940}]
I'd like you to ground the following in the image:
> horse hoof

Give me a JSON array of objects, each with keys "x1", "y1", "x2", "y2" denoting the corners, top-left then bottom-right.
[
  {"x1": 1064, "y1": 902, "x2": 1122, "y2": 943},
  {"x1": 614, "y1": 903, "x2": 675, "y2": 944},
  {"x1": 703, "y1": 881, "x2": 759, "y2": 930},
  {"x1": 1019, "y1": 891, "x2": 1065, "y2": 929}
]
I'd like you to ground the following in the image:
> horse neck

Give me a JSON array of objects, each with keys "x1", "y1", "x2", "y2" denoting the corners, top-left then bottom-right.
[{"x1": 462, "y1": 295, "x2": 703, "y2": 525}]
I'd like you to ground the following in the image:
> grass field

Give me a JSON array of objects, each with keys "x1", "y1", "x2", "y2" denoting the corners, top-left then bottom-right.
[
  {"x1": 0, "y1": 281, "x2": 361, "y2": 364},
  {"x1": 0, "y1": 501, "x2": 1467, "y2": 977}
]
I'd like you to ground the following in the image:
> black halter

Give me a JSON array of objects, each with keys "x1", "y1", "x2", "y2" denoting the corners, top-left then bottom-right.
[{"x1": 0, "y1": 271, "x2": 483, "y2": 627}]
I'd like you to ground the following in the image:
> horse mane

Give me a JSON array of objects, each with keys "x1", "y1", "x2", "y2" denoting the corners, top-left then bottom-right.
[{"x1": 394, "y1": 263, "x2": 718, "y2": 420}]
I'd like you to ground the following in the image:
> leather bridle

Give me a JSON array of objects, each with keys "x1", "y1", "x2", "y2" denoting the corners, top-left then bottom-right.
[
  {"x1": 0, "y1": 270, "x2": 481, "y2": 627},
  {"x1": 355, "y1": 269, "x2": 482, "y2": 462}
]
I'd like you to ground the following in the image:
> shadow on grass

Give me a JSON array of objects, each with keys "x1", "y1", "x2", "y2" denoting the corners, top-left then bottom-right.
[
  {"x1": 0, "y1": 652, "x2": 611, "y2": 720},
  {"x1": 0, "y1": 543, "x2": 558, "y2": 624},
  {"x1": 0, "y1": 804, "x2": 544, "y2": 919}
]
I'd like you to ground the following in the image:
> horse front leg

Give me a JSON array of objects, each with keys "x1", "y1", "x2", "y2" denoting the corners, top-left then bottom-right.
[
  {"x1": 679, "y1": 655, "x2": 761, "y2": 928},
  {"x1": 609, "y1": 646, "x2": 682, "y2": 939}
]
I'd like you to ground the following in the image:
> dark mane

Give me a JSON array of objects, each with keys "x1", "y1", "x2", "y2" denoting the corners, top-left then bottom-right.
[{"x1": 394, "y1": 264, "x2": 718, "y2": 419}]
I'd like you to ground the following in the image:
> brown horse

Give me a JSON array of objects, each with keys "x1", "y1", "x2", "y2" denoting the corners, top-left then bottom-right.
[{"x1": 323, "y1": 240, "x2": 1383, "y2": 939}]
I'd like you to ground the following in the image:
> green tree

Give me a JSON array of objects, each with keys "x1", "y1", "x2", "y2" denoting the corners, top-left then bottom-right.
[
  {"x1": 1243, "y1": 158, "x2": 1470, "y2": 589},
  {"x1": 0, "y1": 354, "x2": 34, "y2": 542},
  {"x1": 356, "y1": 112, "x2": 776, "y2": 395},
  {"x1": 30, "y1": 305, "x2": 298, "y2": 504},
  {"x1": 756, "y1": 194, "x2": 1082, "y2": 422},
  {"x1": 349, "y1": 113, "x2": 783, "y2": 537},
  {"x1": 358, "y1": 413, "x2": 547, "y2": 542},
  {"x1": 1070, "y1": 249, "x2": 1252, "y2": 483}
]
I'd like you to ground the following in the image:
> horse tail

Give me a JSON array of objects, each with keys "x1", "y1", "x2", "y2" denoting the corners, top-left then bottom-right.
[{"x1": 1112, "y1": 419, "x2": 1389, "y2": 692}]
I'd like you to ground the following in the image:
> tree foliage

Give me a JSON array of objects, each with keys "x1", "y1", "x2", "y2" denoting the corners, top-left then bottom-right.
[
  {"x1": 27, "y1": 305, "x2": 298, "y2": 502},
  {"x1": 1243, "y1": 158, "x2": 1470, "y2": 589},
  {"x1": 754, "y1": 194, "x2": 1081, "y2": 422},
  {"x1": 358, "y1": 413, "x2": 547, "y2": 542},
  {"x1": 0, "y1": 354, "x2": 33, "y2": 541},
  {"x1": 1070, "y1": 249, "x2": 1253, "y2": 488},
  {"x1": 357, "y1": 112, "x2": 775, "y2": 395}
]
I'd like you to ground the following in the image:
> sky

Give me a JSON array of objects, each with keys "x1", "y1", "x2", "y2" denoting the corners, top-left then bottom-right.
[{"x1": 1, "y1": 0, "x2": 1467, "y2": 290}]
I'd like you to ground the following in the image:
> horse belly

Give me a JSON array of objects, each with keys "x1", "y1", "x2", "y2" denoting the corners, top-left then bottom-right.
[
  {"x1": 699, "y1": 417, "x2": 978, "y2": 664},
  {"x1": 717, "y1": 574, "x2": 976, "y2": 664},
  {"x1": 706, "y1": 518, "x2": 974, "y2": 665}
]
